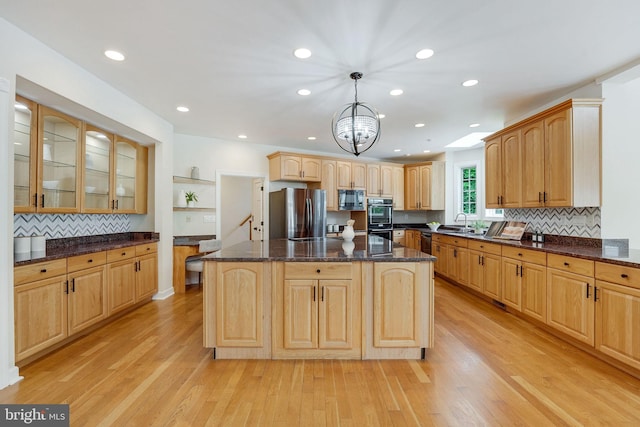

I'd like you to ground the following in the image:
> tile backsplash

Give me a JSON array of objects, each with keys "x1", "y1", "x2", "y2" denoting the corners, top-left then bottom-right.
[
  {"x1": 14, "y1": 214, "x2": 131, "y2": 239},
  {"x1": 504, "y1": 207, "x2": 601, "y2": 238}
]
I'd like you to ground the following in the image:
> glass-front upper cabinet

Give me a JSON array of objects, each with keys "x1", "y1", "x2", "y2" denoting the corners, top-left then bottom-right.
[
  {"x1": 114, "y1": 136, "x2": 147, "y2": 213},
  {"x1": 14, "y1": 96, "x2": 38, "y2": 213},
  {"x1": 82, "y1": 125, "x2": 113, "y2": 213},
  {"x1": 37, "y1": 106, "x2": 82, "y2": 212}
]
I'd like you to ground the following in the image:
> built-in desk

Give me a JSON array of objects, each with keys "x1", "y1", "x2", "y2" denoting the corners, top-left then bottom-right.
[{"x1": 173, "y1": 235, "x2": 215, "y2": 293}]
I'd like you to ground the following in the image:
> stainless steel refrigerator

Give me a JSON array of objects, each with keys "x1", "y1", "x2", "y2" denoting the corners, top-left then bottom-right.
[{"x1": 269, "y1": 188, "x2": 327, "y2": 239}]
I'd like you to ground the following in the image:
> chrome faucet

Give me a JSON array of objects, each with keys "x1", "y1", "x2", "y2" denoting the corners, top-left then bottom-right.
[{"x1": 455, "y1": 212, "x2": 468, "y2": 231}]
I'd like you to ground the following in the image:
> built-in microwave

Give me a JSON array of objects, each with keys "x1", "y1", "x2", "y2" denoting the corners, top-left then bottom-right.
[{"x1": 338, "y1": 189, "x2": 365, "y2": 211}]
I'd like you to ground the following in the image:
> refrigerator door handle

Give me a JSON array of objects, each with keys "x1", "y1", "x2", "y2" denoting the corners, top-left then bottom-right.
[{"x1": 307, "y1": 198, "x2": 313, "y2": 232}]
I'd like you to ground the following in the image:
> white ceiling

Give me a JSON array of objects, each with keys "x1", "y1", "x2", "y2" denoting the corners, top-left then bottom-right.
[{"x1": 2, "y1": 0, "x2": 640, "y2": 161}]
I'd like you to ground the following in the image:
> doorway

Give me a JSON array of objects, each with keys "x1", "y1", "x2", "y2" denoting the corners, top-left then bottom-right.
[{"x1": 217, "y1": 172, "x2": 266, "y2": 248}]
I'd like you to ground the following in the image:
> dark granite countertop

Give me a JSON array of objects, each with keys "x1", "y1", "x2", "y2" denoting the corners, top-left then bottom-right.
[
  {"x1": 173, "y1": 234, "x2": 216, "y2": 246},
  {"x1": 202, "y1": 236, "x2": 435, "y2": 262},
  {"x1": 14, "y1": 232, "x2": 160, "y2": 267}
]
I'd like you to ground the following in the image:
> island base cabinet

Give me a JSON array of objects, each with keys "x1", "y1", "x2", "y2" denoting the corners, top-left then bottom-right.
[
  {"x1": 595, "y1": 281, "x2": 640, "y2": 371},
  {"x1": 203, "y1": 262, "x2": 271, "y2": 359},
  {"x1": 363, "y1": 262, "x2": 433, "y2": 359}
]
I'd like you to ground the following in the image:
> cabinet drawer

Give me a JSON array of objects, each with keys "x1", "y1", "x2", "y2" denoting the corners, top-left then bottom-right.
[
  {"x1": 547, "y1": 253, "x2": 594, "y2": 277},
  {"x1": 467, "y1": 240, "x2": 502, "y2": 256},
  {"x1": 501, "y1": 246, "x2": 546, "y2": 266},
  {"x1": 596, "y1": 262, "x2": 640, "y2": 289},
  {"x1": 67, "y1": 251, "x2": 107, "y2": 273},
  {"x1": 284, "y1": 262, "x2": 352, "y2": 279},
  {"x1": 431, "y1": 234, "x2": 443, "y2": 243},
  {"x1": 14, "y1": 259, "x2": 67, "y2": 286},
  {"x1": 440, "y1": 235, "x2": 468, "y2": 248},
  {"x1": 393, "y1": 230, "x2": 405, "y2": 237},
  {"x1": 136, "y1": 242, "x2": 158, "y2": 256},
  {"x1": 107, "y1": 246, "x2": 137, "y2": 262}
]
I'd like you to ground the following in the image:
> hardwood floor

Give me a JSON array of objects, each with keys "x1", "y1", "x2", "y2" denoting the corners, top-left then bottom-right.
[{"x1": 2, "y1": 278, "x2": 640, "y2": 426}]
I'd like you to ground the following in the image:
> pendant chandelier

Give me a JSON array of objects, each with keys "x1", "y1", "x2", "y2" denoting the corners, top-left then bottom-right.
[{"x1": 331, "y1": 72, "x2": 380, "y2": 157}]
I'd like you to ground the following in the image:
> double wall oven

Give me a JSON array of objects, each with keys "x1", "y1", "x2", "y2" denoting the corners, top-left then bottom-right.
[{"x1": 367, "y1": 198, "x2": 393, "y2": 241}]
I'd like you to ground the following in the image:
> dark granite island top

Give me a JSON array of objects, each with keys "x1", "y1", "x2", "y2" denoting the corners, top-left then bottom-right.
[{"x1": 202, "y1": 236, "x2": 435, "y2": 262}]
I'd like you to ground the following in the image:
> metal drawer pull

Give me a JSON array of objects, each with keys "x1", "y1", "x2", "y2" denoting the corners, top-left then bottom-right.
[
  {"x1": 40, "y1": 269, "x2": 47, "y2": 273},
  {"x1": 621, "y1": 273, "x2": 629, "y2": 278},
  {"x1": 586, "y1": 283, "x2": 590, "y2": 299},
  {"x1": 316, "y1": 269, "x2": 321, "y2": 273},
  {"x1": 564, "y1": 262, "x2": 569, "y2": 266}
]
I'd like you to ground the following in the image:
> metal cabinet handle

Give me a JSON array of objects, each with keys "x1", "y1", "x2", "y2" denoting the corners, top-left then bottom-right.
[
  {"x1": 321, "y1": 286, "x2": 324, "y2": 302},
  {"x1": 621, "y1": 273, "x2": 629, "y2": 278},
  {"x1": 594, "y1": 286, "x2": 599, "y2": 302},
  {"x1": 586, "y1": 283, "x2": 591, "y2": 299},
  {"x1": 41, "y1": 194, "x2": 45, "y2": 208},
  {"x1": 313, "y1": 286, "x2": 316, "y2": 302},
  {"x1": 71, "y1": 278, "x2": 75, "y2": 292},
  {"x1": 564, "y1": 262, "x2": 569, "y2": 266}
]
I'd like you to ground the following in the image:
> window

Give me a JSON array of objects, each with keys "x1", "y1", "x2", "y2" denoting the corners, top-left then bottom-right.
[{"x1": 460, "y1": 166, "x2": 477, "y2": 215}]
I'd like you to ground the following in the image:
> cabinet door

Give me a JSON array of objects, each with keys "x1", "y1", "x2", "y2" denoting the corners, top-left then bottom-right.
[
  {"x1": 114, "y1": 137, "x2": 143, "y2": 213},
  {"x1": 419, "y1": 165, "x2": 432, "y2": 210},
  {"x1": 521, "y1": 120, "x2": 546, "y2": 207},
  {"x1": 547, "y1": 268, "x2": 595, "y2": 345},
  {"x1": 373, "y1": 263, "x2": 419, "y2": 347},
  {"x1": 380, "y1": 164, "x2": 394, "y2": 198},
  {"x1": 37, "y1": 106, "x2": 81, "y2": 212},
  {"x1": 366, "y1": 164, "x2": 381, "y2": 196},
  {"x1": 136, "y1": 252, "x2": 158, "y2": 301},
  {"x1": 392, "y1": 166, "x2": 405, "y2": 210},
  {"x1": 216, "y1": 262, "x2": 263, "y2": 347},
  {"x1": 68, "y1": 265, "x2": 107, "y2": 335},
  {"x1": 321, "y1": 160, "x2": 338, "y2": 211},
  {"x1": 336, "y1": 161, "x2": 353, "y2": 189},
  {"x1": 404, "y1": 166, "x2": 419, "y2": 210},
  {"x1": 483, "y1": 253, "x2": 502, "y2": 300},
  {"x1": 467, "y1": 250, "x2": 484, "y2": 292},
  {"x1": 280, "y1": 155, "x2": 303, "y2": 180},
  {"x1": 82, "y1": 125, "x2": 113, "y2": 213},
  {"x1": 485, "y1": 136, "x2": 502, "y2": 208},
  {"x1": 544, "y1": 109, "x2": 572, "y2": 207},
  {"x1": 107, "y1": 259, "x2": 136, "y2": 315},
  {"x1": 14, "y1": 276, "x2": 68, "y2": 361},
  {"x1": 284, "y1": 279, "x2": 317, "y2": 349},
  {"x1": 521, "y1": 263, "x2": 547, "y2": 322},
  {"x1": 351, "y1": 163, "x2": 367, "y2": 189},
  {"x1": 432, "y1": 243, "x2": 447, "y2": 276},
  {"x1": 502, "y1": 258, "x2": 522, "y2": 310},
  {"x1": 501, "y1": 130, "x2": 522, "y2": 208},
  {"x1": 595, "y1": 281, "x2": 640, "y2": 371},
  {"x1": 318, "y1": 280, "x2": 352, "y2": 349},
  {"x1": 14, "y1": 96, "x2": 38, "y2": 213},
  {"x1": 301, "y1": 157, "x2": 322, "y2": 181}
]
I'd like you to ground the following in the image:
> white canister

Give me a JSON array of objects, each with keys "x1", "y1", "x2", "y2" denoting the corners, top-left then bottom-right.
[
  {"x1": 14, "y1": 236, "x2": 31, "y2": 255},
  {"x1": 31, "y1": 235, "x2": 46, "y2": 258}
]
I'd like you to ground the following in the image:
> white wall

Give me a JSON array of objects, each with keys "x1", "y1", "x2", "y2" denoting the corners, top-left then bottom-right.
[
  {"x1": 0, "y1": 18, "x2": 174, "y2": 389},
  {"x1": 601, "y1": 75, "x2": 640, "y2": 247}
]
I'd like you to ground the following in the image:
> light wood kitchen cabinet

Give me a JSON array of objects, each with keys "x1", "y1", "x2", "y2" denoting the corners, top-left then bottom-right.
[
  {"x1": 404, "y1": 161, "x2": 444, "y2": 210},
  {"x1": 431, "y1": 234, "x2": 447, "y2": 276},
  {"x1": 467, "y1": 240, "x2": 502, "y2": 296},
  {"x1": 320, "y1": 160, "x2": 338, "y2": 211},
  {"x1": 82, "y1": 125, "x2": 114, "y2": 213},
  {"x1": 135, "y1": 243, "x2": 158, "y2": 301},
  {"x1": 67, "y1": 252, "x2": 108, "y2": 336},
  {"x1": 392, "y1": 166, "x2": 405, "y2": 210},
  {"x1": 215, "y1": 262, "x2": 264, "y2": 347},
  {"x1": 392, "y1": 229, "x2": 406, "y2": 246},
  {"x1": 114, "y1": 136, "x2": 148, "y2": 213},
  {"x1": 373, "y1": 262, "x2": 428, "y2": 348},
  {"x1": 501, "y1": 247, "x2": 547, "y2": 316},
  {"x1": 14, "y1": 96, "x2": 38, "y2": 213},
  {"x1": 36, "y1": 105, "x2": 82, "y2": 213},
  {"x1": 14, "y1": 259, "x2": 69, "y2": 362},
  {"x1": 447, "y1": 245, "x2": 469, "y2": 287},
  {"x1": 547, "y1": 255, "x2": 595, "y2": 346},
  {"x1": 485, "y1": 129, "x2": 522, "y2": 208},
  {"x1": 367, "y1": 163, "x2": 393, "y2": 197},
  {"x1": 404, "y1": 230, "x2": 422, "y2": 251},
  {"x1": 485, "y1": 99, "x2": 602, "y2": 208},
  {"x1": 337, "y1": 160, "x2": 366, "y2": 189},
  {"x1": 106, "y1": 249, "x2": 137, "y2": 316},
  {"x1": 268, "y1": 152, "x2": 322, "y2": 182}
]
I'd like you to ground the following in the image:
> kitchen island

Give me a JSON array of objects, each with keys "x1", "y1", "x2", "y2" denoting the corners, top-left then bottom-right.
[{"x1": 202, "y1": 236, "x2": 435, "y2": 360}]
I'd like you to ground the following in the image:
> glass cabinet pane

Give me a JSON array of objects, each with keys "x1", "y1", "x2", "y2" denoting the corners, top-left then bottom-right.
[
  {"x1": 84, "y1": 126, "x2": 112, "y2": 212},
  {"x1": 39, "y1": 107, "x2": 81, "y2": 211},
  {"x1": 14, "y1": 97, "x2": 37, "y2": 212},
  {"x1": 115, "y1": 139, "x2": 137, "y2": 212}
]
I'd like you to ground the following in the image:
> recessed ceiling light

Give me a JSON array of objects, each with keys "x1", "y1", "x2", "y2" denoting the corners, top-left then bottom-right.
[
  {"x1": 176, "y1": 106, "x2": 190, "y2": 112},
  {"x1": 394, "y1": 149, "x2": 401, "y2": 152},
  {"x1": 416, "y1": 49, "x2": 434, "y2": 59},
  {"x1": 390, "y1": 89, "x2": 403, "y2": 96},
  {"x1": 104, "y1": 50, "x2": 125, "y2": 61},
  {"x1": 293, "y1": 48, "x2": 312, "y2": 59},
  {"x1": 378, "y1": 114, "x2": 386, "y2": 119},
  {"x1": 423, "y1": 150, "x2": 431, "y2": 153},
  {"x1": 415, "y1": 123, "x2": 425, "y2": 128},
  {"x1": 297, "y1": 89, "x2": 311, "y2": 96},
  {"x1": 405, "y1": 154, "x2": 411, "y2": 157},
  {"x1": 238, "y1": 134, "x2": 248, "y2": 139},
  {"x1": 462, "y1": 79, "x2": 479, "y2": 87},
  {"x1": 469, "y1": 123, "x2": 480, "y2": 128},
  {"x1": 14, "y1": 103, "x2": 28, "y2": 110},
  {"x1": 307, "y1": 136, "x2": 316, "y2": 140}
]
